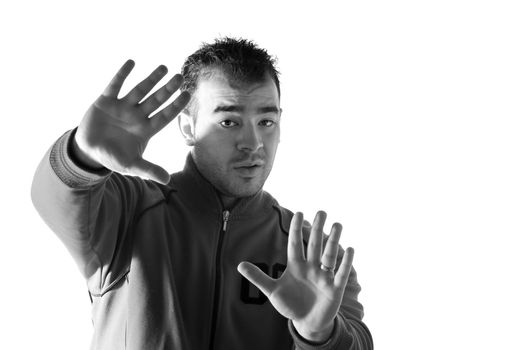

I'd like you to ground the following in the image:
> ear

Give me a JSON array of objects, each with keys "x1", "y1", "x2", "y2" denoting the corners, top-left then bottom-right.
[
  {"x1": 278, "y1": 107, "x2": 283, "y2": 143},
  {"x1": 178, "y1": 110, "x2": 196, "y2": 146}
]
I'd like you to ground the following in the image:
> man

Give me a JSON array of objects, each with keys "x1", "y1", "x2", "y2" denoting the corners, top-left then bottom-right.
[{"x1": 31, "y1": 38, "x2": 373, "y2": 349}]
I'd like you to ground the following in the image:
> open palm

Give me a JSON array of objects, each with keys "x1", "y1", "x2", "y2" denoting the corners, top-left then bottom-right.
[
  {"x1": 238, "y1": 211, "x2": 354, "y2": 341},
  {"x1": 75, "y1": 60, "x2": 190, "y2": 184}
]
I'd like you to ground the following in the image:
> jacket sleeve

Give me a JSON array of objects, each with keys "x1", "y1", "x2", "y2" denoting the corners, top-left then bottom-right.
[{"x1": 31, "y1": 129, "x2": 145, "y2": 296}]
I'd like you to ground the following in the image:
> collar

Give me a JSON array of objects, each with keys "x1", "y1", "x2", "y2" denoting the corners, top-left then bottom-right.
[{"x1": 168, "y1": 153, "x2": 275, "y2": 220}]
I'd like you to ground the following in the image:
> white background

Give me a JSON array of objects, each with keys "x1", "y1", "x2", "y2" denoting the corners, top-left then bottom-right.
[{"x1": 1, "y1": 0, "x2": 524, "y2": 349}]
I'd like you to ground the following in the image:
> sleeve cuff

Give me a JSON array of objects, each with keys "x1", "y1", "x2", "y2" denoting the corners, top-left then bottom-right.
[
  {"x1": 288, "y1": 315, "x2": 345, "y2": 350},
  {"x1": 49, "y1": 128, "x2": 112, "y2": 188}
]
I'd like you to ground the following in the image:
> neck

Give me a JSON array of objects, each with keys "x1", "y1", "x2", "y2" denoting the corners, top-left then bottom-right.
[{"x1": 220, "y1": 194, "x2": 240, "y2": 211}]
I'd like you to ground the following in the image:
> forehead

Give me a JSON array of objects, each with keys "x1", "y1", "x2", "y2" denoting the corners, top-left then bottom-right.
[{"x1": 193, "y1": 70, "x2": 280, "y2": 110}]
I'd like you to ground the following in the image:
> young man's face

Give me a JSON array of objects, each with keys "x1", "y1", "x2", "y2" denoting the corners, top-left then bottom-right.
[{"x1": 187, "y1": 69, "x2": 281, "y2": 200}]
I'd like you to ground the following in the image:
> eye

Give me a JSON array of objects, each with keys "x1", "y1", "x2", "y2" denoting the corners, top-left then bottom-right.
[
  {"x1": 220, "y1": 120, "x2": 238, "y2": 128},
  {"x1": 259, "y1": 119, "x2": 276, "y2": 127}
]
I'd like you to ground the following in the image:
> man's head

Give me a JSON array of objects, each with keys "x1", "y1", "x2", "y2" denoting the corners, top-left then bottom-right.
[{"x1": 179, "y1": 37, "x2": 281, "y2": 201}]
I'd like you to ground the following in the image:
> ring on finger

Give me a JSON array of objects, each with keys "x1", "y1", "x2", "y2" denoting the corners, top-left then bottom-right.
[{"x1": 320, "y1": 263, "x2": 335, "y2": 272}]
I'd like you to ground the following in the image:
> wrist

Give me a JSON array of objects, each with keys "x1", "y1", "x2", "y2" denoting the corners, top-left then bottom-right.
[
  {"x1": 292, "y1": 319, "x2": 334, "y2": 344},
  {"x1": 71, "y1": 132, "x2": 103, "y2": 169}
]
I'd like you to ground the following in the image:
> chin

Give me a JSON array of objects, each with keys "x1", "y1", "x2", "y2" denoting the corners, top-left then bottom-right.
[
  {"x1": 228, "y1": 188, "x2": 260, "y2": 198},
  {"x1": 223, "y1": 182, "x2": 264, "y2": 198}
]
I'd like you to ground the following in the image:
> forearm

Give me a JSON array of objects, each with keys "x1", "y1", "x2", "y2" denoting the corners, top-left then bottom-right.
[
  {"x1": 31, "y1": 128, "x2": 112, "y2": 237},
  {"x1": 31, "y1": 129, "x2": 128, "y2": 279}
]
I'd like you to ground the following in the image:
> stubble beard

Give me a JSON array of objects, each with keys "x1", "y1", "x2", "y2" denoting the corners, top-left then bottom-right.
[
  {"x1": 192, "y1": 149, "x2": 273, "y2": 199},
  {"x1": 208, "y1": 163, "x2": 271, "y2": 199}
]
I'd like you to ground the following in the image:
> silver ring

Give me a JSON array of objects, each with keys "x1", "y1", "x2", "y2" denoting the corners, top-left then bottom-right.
[{"x1": 320, "y1": 263, "x2": 335, "y2": 272}]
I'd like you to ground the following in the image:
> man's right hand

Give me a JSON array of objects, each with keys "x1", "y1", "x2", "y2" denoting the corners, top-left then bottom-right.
[{"x1": 73, "y1": 59, "x2": 190, "y2": 184}]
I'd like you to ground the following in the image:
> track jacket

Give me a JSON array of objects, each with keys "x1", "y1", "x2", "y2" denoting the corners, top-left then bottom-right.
[{"x1": 31, "y1": 129, "x2": 373, "y2": 350}]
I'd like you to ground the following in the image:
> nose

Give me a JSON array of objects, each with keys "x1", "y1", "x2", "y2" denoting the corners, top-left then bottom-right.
[{"x1": 237, "y1": 124, "x2": 263, "y2": 152}]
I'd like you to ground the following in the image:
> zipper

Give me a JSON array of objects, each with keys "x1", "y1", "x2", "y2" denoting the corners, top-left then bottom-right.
[
  {"x1": 208, "y1": 210, "x2": 230, "y2": 350},
  {"x1": 222, "y1": 210, "x2": 230, "y2": 231}
]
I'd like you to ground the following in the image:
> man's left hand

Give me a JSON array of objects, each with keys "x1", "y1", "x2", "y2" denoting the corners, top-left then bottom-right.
[{"x1": 238, "y1": 211, "x2": 354, "y2": 343}]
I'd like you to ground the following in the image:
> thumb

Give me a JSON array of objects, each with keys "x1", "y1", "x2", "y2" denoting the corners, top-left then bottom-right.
[
  {"x1": 128, "y1": 158, "x2": 171, "y2": 184},
  {"x1": 237, "y1": 261, "x2": 276, "y2": 297}
]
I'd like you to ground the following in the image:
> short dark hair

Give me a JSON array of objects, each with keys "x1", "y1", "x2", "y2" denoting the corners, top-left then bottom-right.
[{"x1": 181, "y1": 37, "x2": 280, "y2": 110}]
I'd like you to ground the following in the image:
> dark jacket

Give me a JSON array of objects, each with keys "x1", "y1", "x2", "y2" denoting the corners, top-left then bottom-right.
[{"x1": 31, "y1": 129, "x2": 373, "y2": 350}]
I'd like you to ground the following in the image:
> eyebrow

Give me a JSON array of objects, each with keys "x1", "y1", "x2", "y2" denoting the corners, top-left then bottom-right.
[
  {"x1": 213, "y1": 105, "x2": 280, "y2": 114},
  {"x1": 214, "y1": 105, "x2": 243, "y2": 113},
  {"x1": 258, "y1": 106, "x2": 280, "y2": 114}
]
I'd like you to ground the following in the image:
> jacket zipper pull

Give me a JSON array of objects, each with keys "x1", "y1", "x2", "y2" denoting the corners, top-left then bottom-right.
[{"x1": 222, "y1": 210, "x2": 230, "y2": 231}]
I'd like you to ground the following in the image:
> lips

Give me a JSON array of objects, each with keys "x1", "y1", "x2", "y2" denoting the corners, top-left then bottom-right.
[
  {"x1": 234, "y1": 160, "x2": 265, "y2": 168},
  {"x1": 234, "y1": 163, "x2": 263, "y2": 177}
]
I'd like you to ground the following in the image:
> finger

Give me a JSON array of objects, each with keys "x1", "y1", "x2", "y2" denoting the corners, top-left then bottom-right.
[
  {"x1": 124, "y1": 65, "x2": 168, "y2": 104},
  {"x1": 237, "y1": 261, "x2": 276, "y2": 297},
  {"x1": 334, "y1": 247, "x2": 354, "y2": 289},
  {"x1": 288, "y1": 212, "x2": 305, "y2": 261},
  {"x1": 321, "y1": 223, "x2": 342, "y2": 270},
  {"x1": 306, "y1": 211, "x2": 326, "y2": 264},
  {"x1": 148, "y1": 91, "x2": 191, "y2": 135},
  {"x1": 103, "y1": 59, "x2": 135, "y2": 98},
  {"x1": 127, "y1": 157, "x2": 171, "y2": 184},
  {"x1": 302, "y1": 219, "x2": 312, "y2": 231},
  {"x1": 140, "y1": 74, "x2": 184, "y2": 114},
  {"x1": 301, "y1": 219, "x2": 311, "y2": 242}
]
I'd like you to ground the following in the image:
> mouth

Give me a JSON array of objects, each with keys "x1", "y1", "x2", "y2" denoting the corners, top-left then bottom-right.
[
  {"x1": 234, "y1": 164, "x2": 263, "y2": 177},
  {"x1": 234, "y1": 160, "x2": 265, "y2": 168}
]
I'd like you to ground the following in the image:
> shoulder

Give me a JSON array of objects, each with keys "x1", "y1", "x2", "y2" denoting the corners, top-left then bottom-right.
[
  {"x1": 263, "y1": 191, "x2": 313, "y2": 242},
  {"x1": 262, "y1": 190, "x2": 295, "y2": 234},
  {"x1": 110, "y1": 174, "x2": 176, "y2": 213}
]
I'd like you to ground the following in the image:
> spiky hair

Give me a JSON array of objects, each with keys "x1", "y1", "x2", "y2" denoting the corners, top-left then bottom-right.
[{"x1": 181, "y1": 37, "x2": 280, "y2": 101}]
